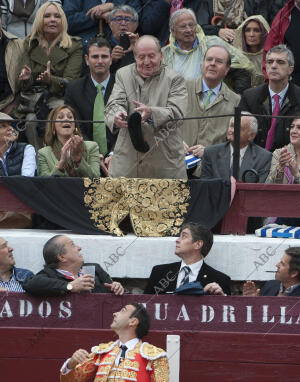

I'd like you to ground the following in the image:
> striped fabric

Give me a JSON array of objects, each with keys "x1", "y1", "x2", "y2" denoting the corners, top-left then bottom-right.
[
  {"x1": 0, "y1": 269, "x2": 25, "y2": 292},
  {"x1": 185, "y1": 154, "x2": 201, "y2": 169},
  {"x1": 255, "y1": 224, "x2": 300, "y2": 239}
]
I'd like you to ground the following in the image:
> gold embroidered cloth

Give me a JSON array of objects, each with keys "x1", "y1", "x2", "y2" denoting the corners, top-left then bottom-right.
[{"x1": 84, "y1": 177, "x2": 190, "y2": 237}]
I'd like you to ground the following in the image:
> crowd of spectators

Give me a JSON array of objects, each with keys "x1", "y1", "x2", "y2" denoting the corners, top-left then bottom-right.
[
  {"x1": 0, "y1": 0, "x2": 299, "y2": 183},
  {"x1": 1, "y1": 1, "x2": 300, "y2": 296}
]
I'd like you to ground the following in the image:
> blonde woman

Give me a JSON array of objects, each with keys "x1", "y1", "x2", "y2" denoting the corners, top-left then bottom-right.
[
  {"x1": 17, "y1": 1, "x2": 82, "y2": 149},
  {"x1": 38, "y1": 105, "x2": 100, "y2": 178}
]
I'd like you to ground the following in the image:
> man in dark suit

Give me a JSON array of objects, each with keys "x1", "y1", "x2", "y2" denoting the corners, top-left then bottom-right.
[
  {"x1": 201, "y1": 112, "x2": 272, "y2": 182},
  {"x1": 23, "y1": 234, "x2": 124, "y2": 296},
  {"x1": 144, "y1": 223, "x2": 231, "y2": 295},
  {"x1": 64, "y1": 37, "x2": 116, "y2": 175},
  {"x1": 239, "y1": 44, "x2": 300, "y2": 152},
  {"x1": 243, "y1": 247, "x2": 300, "y2": 297}
]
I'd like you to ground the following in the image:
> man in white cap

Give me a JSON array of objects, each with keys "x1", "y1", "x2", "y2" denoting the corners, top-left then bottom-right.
[{"x1": 0, "y1": 112, "x2": 36, "y2": 176}]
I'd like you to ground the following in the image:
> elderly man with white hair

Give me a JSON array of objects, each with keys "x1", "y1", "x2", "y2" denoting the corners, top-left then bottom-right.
[
  {"x1": 200, "y1": 112, "x2": 272, "y2": 182},
  {"x1": 162, "y1": 8, "x2": 253, "y2": 94}
]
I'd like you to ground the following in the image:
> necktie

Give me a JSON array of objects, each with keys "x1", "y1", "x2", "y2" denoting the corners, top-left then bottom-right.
[
  {"x1": 93, "y1": 84, "x2": 107, "y2": 156},
  {"x1": 180, "y1": 266, "x2": 191, "y2": 286},
  {"x1": 203, "y1": 89, "x2": 214, "y2": 109},
  {"x1": 119, "y1": 345, "x2": 128, "y2": 365},
  {"x1": 265, "y1": 94, "x2": 280, "y2": 151}
]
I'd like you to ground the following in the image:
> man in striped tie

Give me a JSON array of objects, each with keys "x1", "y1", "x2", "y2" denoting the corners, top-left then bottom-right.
[
  {"x1": 144, "y1": 222, "x2": 231, "y2": 295},
  {"x1": 0, "y1": 237, "x2": 33, "y2": 292}
]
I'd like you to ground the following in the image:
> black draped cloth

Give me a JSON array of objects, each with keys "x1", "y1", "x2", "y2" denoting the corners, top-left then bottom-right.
[{"x1": 1, "y1": 177, "x2": 231, "y2": 237}]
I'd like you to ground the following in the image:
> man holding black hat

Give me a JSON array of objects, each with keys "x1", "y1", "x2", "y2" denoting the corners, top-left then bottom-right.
[{"x1": 105, "y1": 34, "x2": 188, "y2": 179}]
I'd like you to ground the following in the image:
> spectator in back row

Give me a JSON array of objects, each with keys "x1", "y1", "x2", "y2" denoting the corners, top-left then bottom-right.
[
  {"x1": 1, "y1": 0, "x2": 62, "y2": 39},
  {"x1": 239, "y1": 44, "x2": 300, "y2": 152},
  {"x1": 263, "y1": 0, "x2": 300, "y2": 87},
  {"x1": 63, "y1": 0, "x2": 141, "y2": 49},
  {"x1": 162, "y1": 8, "x2": 254, "y2": 94},
  {"x1": 0, "y1": 236, "x2": 33, "y2": 292},
  {"x1": 38, "y1": 105, "x2": 100, "y2": 178},
  {"x1": 233, "y1": 15, "x2": 270, "y2": 87},
  {"x1": 23, "y1": 234, "x2": 124, "y2": 296},
  {"x1": 107, "y1": 5, "x2": 138, "y2": 74},
  {"x1": 182, "y1": 45, "x2": 240, "y2": 177},
  {"x1": 65, "y1": 37, "x2": 116, "y2": 176},
  {"x1": 16, "y1": 1, "x2": 82, "y2": 150},
  {"x1": 0, "y1": 8, "x2": 23, "y2": 114},
  {"x1": 201, "y1": 113, "x2": 272, "y2": 182}
]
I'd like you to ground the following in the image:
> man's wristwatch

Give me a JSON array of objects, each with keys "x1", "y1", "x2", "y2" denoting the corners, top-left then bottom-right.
[{"x1": 67, "y1": 283, "x2": 73, "y2": 291}]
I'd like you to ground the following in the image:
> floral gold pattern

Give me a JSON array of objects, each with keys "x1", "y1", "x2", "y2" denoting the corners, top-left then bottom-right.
[{"x1": 83, "y1": 177, "x2": 190, "y2": 237}]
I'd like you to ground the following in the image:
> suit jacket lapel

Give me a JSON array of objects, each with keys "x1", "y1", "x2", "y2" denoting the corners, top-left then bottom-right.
[
  {"x1": 197, "y1": 262, "x2": 212, "y2": 286},
  {"x1": 104, "y1": 73, "x2": 115, "y2": 104},
  {"x1": 170, "y1": 262, "x2": 181, "y2": 291},
  {"x1": 85, "y1": 75, "x2": 97, "y2": 111},
  {"x1": 218, "y1": 142, "x2": 231, "y2": 178},
  {"x1": 240, "y1": 143, "x2": 255, "y2": 176}
]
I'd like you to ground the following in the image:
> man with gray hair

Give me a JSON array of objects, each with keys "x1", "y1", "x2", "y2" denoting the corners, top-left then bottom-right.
[
  {"x1": 162, "y1": 8, "x2": 253, "y2": 94},
  {"x1": 105, "y1": 34, "x2": 187, "y2": 179},
  {"x1": 200, "y1": 112, "x2": 272, "y2": 182},
  {"x1": 107, "y1": 5, "x2": 139, "y2": 73},
  {"x1": 239, "y1": 44, "x2": 300, "y2": 151}
]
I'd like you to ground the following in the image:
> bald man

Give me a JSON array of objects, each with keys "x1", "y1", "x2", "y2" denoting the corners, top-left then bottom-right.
[{"x1": 105, "y1": 35, "x2": 188, "y2": 179}]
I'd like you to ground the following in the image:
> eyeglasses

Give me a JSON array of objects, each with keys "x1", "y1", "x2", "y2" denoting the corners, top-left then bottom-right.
[
  {"x1": 111, "y1": 16, "x2": 137, "y2": 24},
  {"x1": 176, "y1": 23, "x2": 197, "y2": 31}
]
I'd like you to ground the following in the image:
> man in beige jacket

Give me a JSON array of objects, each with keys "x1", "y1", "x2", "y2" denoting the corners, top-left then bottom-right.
[
  {"x1": 0, "y1": 11, "x2": 23, "y2": 114},
  {"x1": 105, "y1": 35, "x2": 188, "y2": 179},
  {"x1": 183, "y1": 45, "x2": 241, "y2": 177}
]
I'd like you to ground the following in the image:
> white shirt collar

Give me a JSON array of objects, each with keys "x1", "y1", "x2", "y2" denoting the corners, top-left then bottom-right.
[
  {"x1": 179, "y1": 259, "x2": 203, "y2": 278},
  {"x1": 119, "y1": 338, "x2": 139, "y2": 350},
  {"x1": 202, "y1": 78, "x2": 222, "y2": 95},
  {"x1": 229, "y1": 144, "x2": 248, "y2": 161},
  {"x1": 91, "y1": 74, "x2": 110, "y2": 91},
  {"x1": 269, "y1": 83, "x2": 289, "y2": 102}
]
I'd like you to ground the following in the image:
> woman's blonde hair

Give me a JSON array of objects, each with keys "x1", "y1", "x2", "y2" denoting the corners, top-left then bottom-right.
[
  {"x1": 27, "y1": 2, "x2": 72, "y2": 50},
  {"x1": 44, "y1": 104, "x2": 82, "y2": 146}
]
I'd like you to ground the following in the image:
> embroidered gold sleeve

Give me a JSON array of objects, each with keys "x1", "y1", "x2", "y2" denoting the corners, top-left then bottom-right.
[
  {"x1": 151, "y1": 356, "x2": 170, "y2": 382},
  {"x1": 60, "y1": 357, "x2": 97, "y2": 382}
]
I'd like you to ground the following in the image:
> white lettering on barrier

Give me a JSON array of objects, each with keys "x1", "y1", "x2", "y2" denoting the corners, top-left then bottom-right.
[
  {"x1": 176, "y1": 305, "x2": 190, "y2": 321},
  {"x1": 0, "y1": 301, "x2": 13, "y2": 318},
  {"x1": 246, "y1": 306, "x2": 252, "y2": 323},
  {"x1": 280, "y1": 306, "x2": 293, "y2": 325},
  {"x1": 262, "y1": 305, "x2": 275, "y2": 323},
  {"x1": 201, "y1": 305, "x2": 214, "y2": 323},
  {"x1": 19, "y1": 300, "x2": 33, "y2": 317},
  {"x1": 38, "y1": 301, "x2": 52, "y2": 319},
  {"x1": 155, "y1": 303, "x2": 168, "y2": 320},
  {"x1": 59, "y1": 301, "x2": 72, "y2": 319},
  {"x1": 222, "y1": 305, "x2": 236, "y2": 323}
]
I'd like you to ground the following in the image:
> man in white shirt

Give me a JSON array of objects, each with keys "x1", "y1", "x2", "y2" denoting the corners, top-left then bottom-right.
[
  {"x1": 144, "y1": 222, "x2": 231, "y2": 295},
  {"x1": 200, "y1": 113, "x2": 272, "y2": 182},
  {"x1": 60, "y1": 302, "x2": 169, "y2": 382}
]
